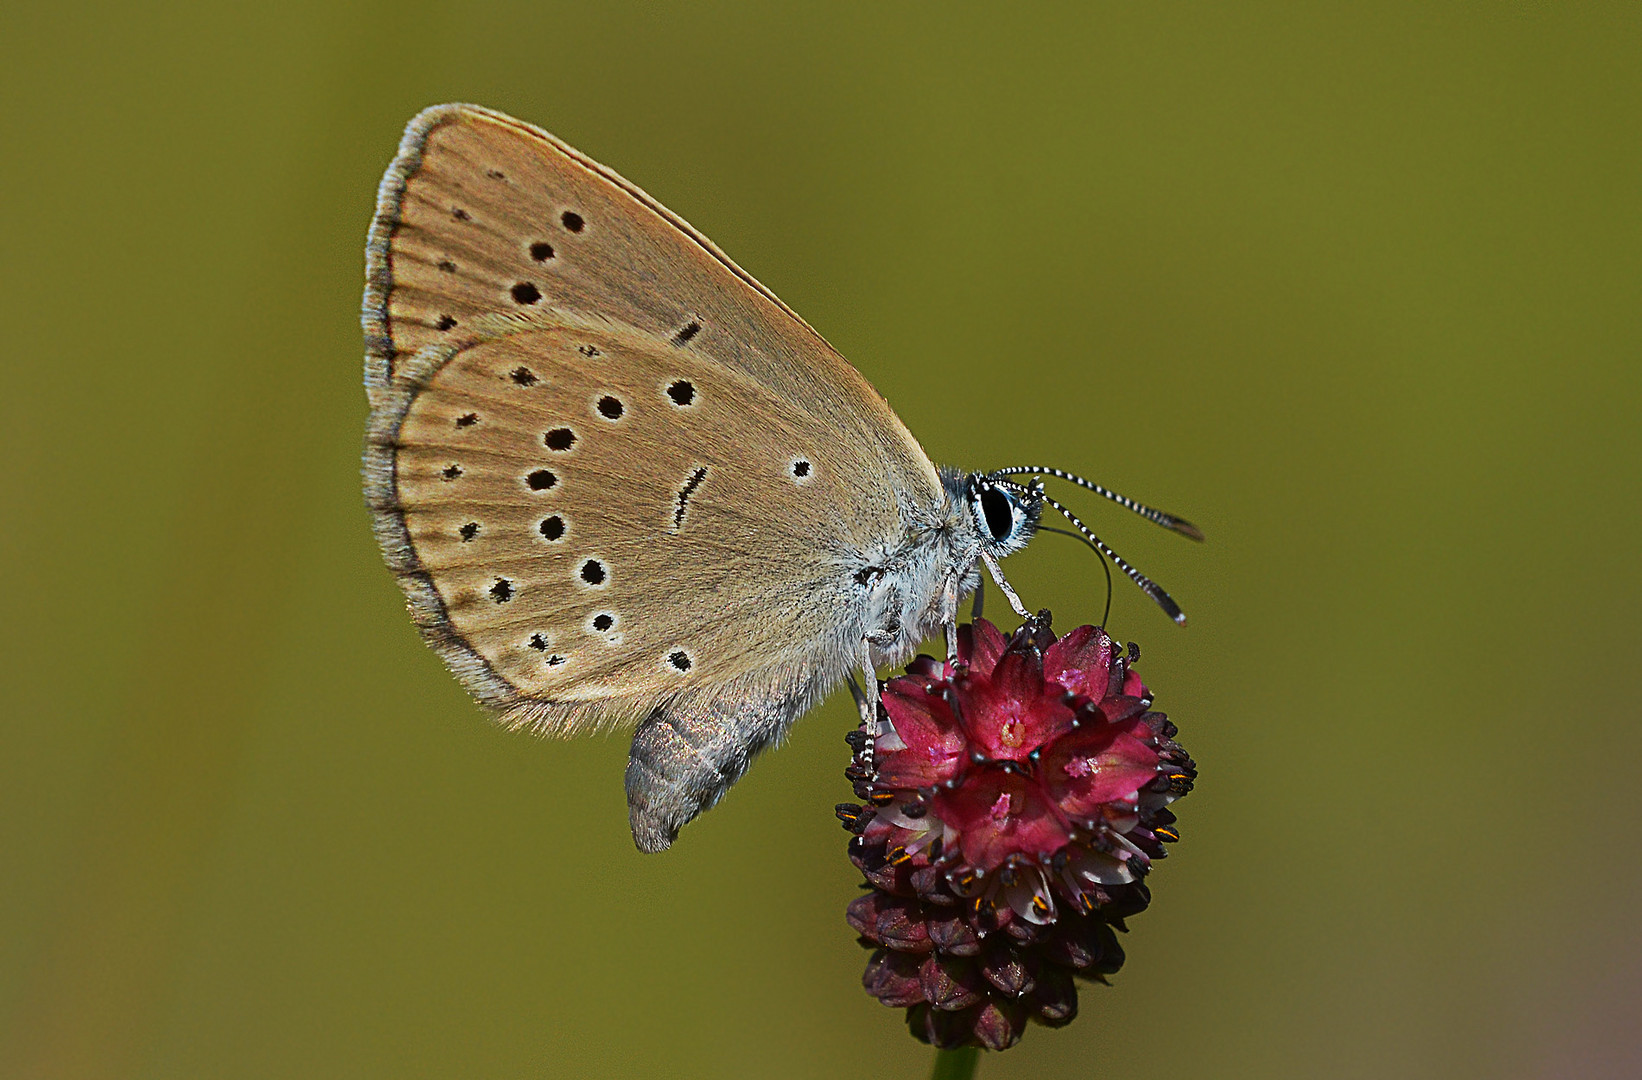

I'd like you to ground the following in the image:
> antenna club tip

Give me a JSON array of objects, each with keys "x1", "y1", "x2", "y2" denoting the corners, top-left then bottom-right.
[
  {"x1": 1173, "y1": 612, "x2": 1188, "y2": 626},
  {"x1": 1171, "y1": 519, "x2": 1206, "y2": 542}
]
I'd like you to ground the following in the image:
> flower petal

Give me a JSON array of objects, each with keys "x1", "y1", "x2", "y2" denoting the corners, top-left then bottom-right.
[
  {"x1": 878, "y1": 676, "x2": 968, "y2": 787},
  {"x1": 956, "y1": 655, "x2": 1076, "y2": 762},
  {"x1": 959, "y1": 618, "x2": 1008, "y2": 674},
  {"x1": 1040, "y1": 724, "x2": 1161, "y2": 821},
  {"x1": 1043, "y1": 624, "x2": 1115, "y2": 700},
  {"x1": 934, "y1": 769, "x2": 1071, "y2": 873}
]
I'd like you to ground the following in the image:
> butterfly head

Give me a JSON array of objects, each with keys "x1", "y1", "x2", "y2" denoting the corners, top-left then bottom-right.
[{"x1": 965, "y1": 473, "x2": 1044, "y2": 557}]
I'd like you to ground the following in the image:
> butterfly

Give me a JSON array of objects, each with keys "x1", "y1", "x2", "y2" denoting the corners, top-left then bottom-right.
[{"x1": 362, "y1": 104, "x2": 1200, "y2": 851}]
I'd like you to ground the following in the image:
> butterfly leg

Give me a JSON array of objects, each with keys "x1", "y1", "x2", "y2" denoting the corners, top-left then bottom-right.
[
  {"x1": 625, "y1": 689, "x2": 801, "y2": 853},
  {"x1": 846, "y1": 671, "x2": 874, "y2": 729},
  {"x1": 853, "y1": 632, "x2": 887, "y2": 728},
  {"x1": 979, "y1": 549, "x2": 1031, "y2": 619},
  {"x1": 940, "y1": 574, "x2": 961, "y2": 664}
]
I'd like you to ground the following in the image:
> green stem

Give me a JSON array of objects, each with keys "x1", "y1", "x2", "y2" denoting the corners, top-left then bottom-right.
[{"x1": 930, "y1": 1046, "x2": 980, "y2": 1080}]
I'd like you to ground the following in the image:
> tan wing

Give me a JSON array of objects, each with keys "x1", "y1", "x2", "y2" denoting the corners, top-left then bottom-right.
[
  {"x1": 362, "y1": 105, "x2": 946, "y2": 733},
  {"x1": 364, "y1": 103, "x2": 938, "y2": 501}
]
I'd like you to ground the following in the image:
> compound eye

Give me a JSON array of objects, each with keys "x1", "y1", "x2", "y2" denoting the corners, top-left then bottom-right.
[{"x1": 979, "y1": 486, "x2": 1016, "y2": 542}]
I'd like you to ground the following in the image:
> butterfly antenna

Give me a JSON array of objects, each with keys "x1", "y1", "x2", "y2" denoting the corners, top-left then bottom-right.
[
  {"x1": 1033, "y1": 488, "x2": 1188, "y2": 626},
  {"x1": 990, "y1": 465, "x2": 1204, "y2": 541},
  {"x1": 1036, "y1": 525, "x2": 1115, "y2": 628}
]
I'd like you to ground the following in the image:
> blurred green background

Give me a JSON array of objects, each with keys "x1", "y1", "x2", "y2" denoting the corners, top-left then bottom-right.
[{"x1": 4, "y1": 4, "x2": 1639, "y2": 1078}]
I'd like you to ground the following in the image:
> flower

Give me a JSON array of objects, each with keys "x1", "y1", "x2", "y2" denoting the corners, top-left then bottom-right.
[{"x1": 838, "y1": 614, "x2": 1195, "y2": 1050}]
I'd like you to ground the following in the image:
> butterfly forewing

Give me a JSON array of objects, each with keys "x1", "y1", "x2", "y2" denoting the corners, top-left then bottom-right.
[
  {"x1": 366, "y1": 104, "x2": 936, "y2": 498},
  {"x1": 364, "y1": 105, "x2": 945, "y2": 736}
]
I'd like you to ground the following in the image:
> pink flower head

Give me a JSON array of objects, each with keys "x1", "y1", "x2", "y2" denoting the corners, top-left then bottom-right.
[{"x1": 839, "y1": 615, "x2": 1195, "y2": 1051}]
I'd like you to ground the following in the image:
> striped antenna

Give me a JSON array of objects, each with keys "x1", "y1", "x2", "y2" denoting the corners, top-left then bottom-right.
[
  {"x1": 989, "y1": 466, "x2": 1204, "y2": 541},
  {"x1": 995, "y1": 478, "x2": 1188, "y2": 626}
]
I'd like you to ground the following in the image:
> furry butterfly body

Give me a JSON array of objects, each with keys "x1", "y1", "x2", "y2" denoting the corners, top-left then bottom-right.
[{"x1": 363, "y1": 105, "x2": 1187, "y2": 852}]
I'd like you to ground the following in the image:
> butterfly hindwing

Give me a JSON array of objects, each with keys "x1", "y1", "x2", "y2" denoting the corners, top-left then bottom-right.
[{"x1": 368, "y1": 309, "x2": 892, "y2": 734}]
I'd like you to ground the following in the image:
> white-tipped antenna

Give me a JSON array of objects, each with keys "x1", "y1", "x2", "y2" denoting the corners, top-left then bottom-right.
[
  {"x1": 994, "y1": 478, "x2": 1189, "y2": 626},
  {"x1": 990, "y1": 465, "x2": 1204, "y2": 541}
]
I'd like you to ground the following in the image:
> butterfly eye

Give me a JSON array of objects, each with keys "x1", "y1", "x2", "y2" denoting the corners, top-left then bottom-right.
[{"x1": 979, "y1": 485, "x2": 1017, "y2": 542}]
